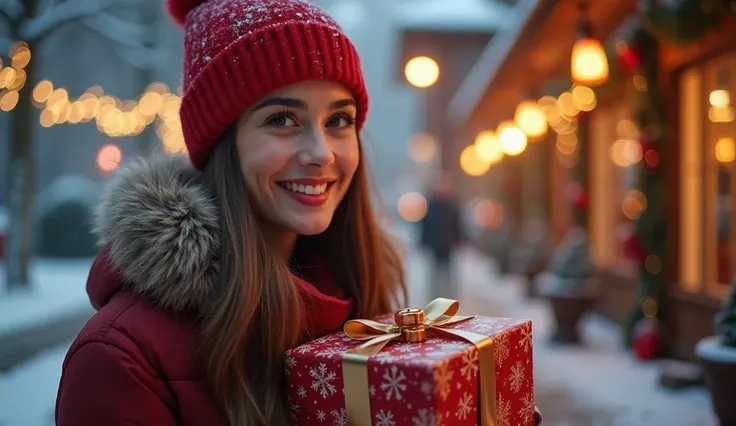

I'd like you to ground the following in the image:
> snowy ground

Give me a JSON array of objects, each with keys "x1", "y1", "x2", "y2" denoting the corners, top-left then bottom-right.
[
  {"x1": 0, "y1": 258, "x2": 93, "y2": 336},
  {"x1": 0, "y1": 244, "x2": 718, "y2": 426}
]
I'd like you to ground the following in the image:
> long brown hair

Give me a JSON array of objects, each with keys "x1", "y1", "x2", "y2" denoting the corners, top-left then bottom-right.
[{"x1": 199, "y1": 131, "x2": 406, "y2": 425}]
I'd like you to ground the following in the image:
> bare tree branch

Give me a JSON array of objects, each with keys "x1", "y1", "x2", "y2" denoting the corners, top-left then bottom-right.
[
  {"x1": 79, "y1": 11, "x2": 147, "y2": 47},
  {"x1": 116, "y1": 45, "x2": 175, "y2": 70},
  {"x1": 0, "y1": 0, "x2": 23, "y2": 30},
  {"x1": 19, "y1": 0, "x2": 141, "y2": 42}
]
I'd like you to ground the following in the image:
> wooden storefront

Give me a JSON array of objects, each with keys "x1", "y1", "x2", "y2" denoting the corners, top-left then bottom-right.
[{"x1": 447, "y1": 0, "x2": 735, "y2": 360}]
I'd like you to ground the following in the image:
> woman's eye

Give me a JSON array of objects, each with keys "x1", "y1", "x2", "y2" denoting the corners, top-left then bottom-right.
[
  {"x1": 326, "y1": 114, "x2": 356, "y2": 128},
  {"x1": 265, "y1": 112, "x2": 297, "y2": 127}
]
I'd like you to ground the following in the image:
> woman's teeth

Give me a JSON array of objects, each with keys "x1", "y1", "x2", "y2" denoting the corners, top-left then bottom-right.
[{"x1": 280, "y1": 182, "x2": 328, "y2": 195}]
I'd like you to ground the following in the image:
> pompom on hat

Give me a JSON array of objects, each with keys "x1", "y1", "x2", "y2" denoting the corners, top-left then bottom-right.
[{"x1": 166, "y1": 0, "x2": 369, "y2": 170}]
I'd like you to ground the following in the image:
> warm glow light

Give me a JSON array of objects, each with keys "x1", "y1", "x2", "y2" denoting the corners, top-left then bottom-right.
[
  {"x1": 397, "y1": 192, "x2": 428, "y2": 222},
  {"x1": 571, "y1": 85, "x2": 597, "y2": 112},
  {"x1": 514, "y1": 100, "x2": 548, "y2": 138},
  {"x1": 571, "y1": 37, "x2": 609, "y2": 87},
  {"x1": 459, "y1": 145, "x2": 491, "y2": 177},
  {"x1": 96, "y1": 144, "x2": 123, "y2": 173},
  {"x1": 715, "y1": 137, "x2": 736, "y2": 163},
  {"x1": 0, "y1": 90, "x2": 19, "y2": 111},
  {"x1": 474, "y1": 130, "x2": 504, "y2": 164},
  {"x1": 497, "y1": 121, "x2": 527, "y2": 156},
  {"x1": 404, "y1": 56, "x2": 439, "y2": 88},
  {"x1": 710, "y1": 89, "x2": 731, "y2": 108},
  {"x1": 407, "y1": 132, "x2": 438, "y2": 163}
]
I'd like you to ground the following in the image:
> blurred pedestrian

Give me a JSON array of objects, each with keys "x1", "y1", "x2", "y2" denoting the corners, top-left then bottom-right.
[{"x1": 419, "y1": 172, "x2": 463, "y2": 299}]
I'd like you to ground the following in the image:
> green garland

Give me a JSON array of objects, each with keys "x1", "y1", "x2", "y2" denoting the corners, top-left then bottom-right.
[{"x1": 621, "y1": 27, "x2": 669, "y2": 346}]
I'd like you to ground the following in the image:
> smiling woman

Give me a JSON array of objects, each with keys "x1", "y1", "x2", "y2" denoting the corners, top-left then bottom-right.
[{"x1": 54, "y1": 1, "x2": 406, "y2": 426}]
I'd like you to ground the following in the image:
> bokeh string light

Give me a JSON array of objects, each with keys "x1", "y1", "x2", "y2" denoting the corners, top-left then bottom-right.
[{"x1": 0, "y1": 41, "x2": 187, "y2": 155}]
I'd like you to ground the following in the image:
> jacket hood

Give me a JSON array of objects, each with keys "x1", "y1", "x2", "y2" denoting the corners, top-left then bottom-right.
[{"x1": 89, "y1": 155, "x2": 220, "y2": 313}]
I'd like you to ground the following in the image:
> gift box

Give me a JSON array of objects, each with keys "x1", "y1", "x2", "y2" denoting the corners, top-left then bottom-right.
[{"x1": 284, "y1": 298, "x2": 535, "y2": 426}]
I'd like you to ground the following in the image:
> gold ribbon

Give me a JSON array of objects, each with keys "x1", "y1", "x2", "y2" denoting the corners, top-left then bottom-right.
[{"x1": 341, "y1": 298, "x2": 497, "y2": 426}]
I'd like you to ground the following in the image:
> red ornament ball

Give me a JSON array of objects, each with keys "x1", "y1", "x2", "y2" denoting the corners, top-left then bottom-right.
[
  {"x1": 565, "y1": 182, "x2": 588, "y2": 210},
  {"x1": 617, "y1": 223, "x2": 649, "y2": 263},
  {"x1": 633, "y1": 317, "x2": 662, "y2": 360},
  {"x1": 619, "y1": 46, "x2": 642, "y2": 73}
]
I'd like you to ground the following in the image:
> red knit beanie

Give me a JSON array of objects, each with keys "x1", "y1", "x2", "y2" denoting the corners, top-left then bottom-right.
[{"x1": 166, "y1": 0, "x2": 369, "y2": 170}]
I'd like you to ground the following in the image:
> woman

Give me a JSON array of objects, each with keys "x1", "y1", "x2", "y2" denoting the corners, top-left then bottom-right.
[{"x1": 56, "y1": 0, "x2": 542, "y2": 425}]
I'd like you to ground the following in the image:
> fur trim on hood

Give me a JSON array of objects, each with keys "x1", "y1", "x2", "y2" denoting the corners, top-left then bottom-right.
[{"x1": 93, "y1": 155, "x2": 220, "y2": 313}]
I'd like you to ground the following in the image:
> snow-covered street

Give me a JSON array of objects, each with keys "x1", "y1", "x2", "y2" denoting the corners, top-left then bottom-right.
[{"x1": 0, "y1": 244, "x2": 718, "y2": 425}]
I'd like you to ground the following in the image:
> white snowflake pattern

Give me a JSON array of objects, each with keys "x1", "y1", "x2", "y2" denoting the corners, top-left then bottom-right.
[
  {"x1": 316, "y1": 410, "x2": 327, "y2": 421},
  {"x1": 420, "y1": 381, "x2": 433, "y2": 396},
  {"x1": 506, "y1": 361, "x2": 525, "y2": 393},
  {"x1": 287, "y1": 397, "x2": 300, "y2": 422},
  {"x1": 494, "y1": 332, "x2": 510, "y2": 365},
  {"x1": 369, "y1": 385, "x2": 376, "y2": 396},
  {"x1": 460, "y1": 348, "x2": 479, "y2": 381},
  {"x1": 284, "y1": 356, "x2": 297, "y2": 375},
  {"x1": 395, "y1": 343, "x2": 416, "y2": 353},
  {"x1": 519, "y1": 322, "x2": 533, "y2": 353},
  {"x1": 455, "y1": 392, "x2": 474, "y2": 420},
  {"x1": 521, "y1": 392, "x2": 536, "y2": 422},
  {"x1": 496, "y1": 395, "x2": 511, "y2": 426},
  {"x1": 331, "y1": 408, "x2": 348, "y2": 426},
  {"x1": 437, "y1": 340, "x2": 469, "y2": 352},
  {"x1": 412, "y1": 408, "x2": 444, "y2": 426},
  {"x1": 375, "y1": 409, "x2": 396, "y2": 426},
  {"x1": 375, "y1": 351, "x2": 396, "y2": 364},
  {"x1": 316, "y1": 346, "x2": 349, "y2": 359},
  {"x1": 309, "y1": 363, "x2": 337, "y2": 399},
  {"x1": 297, "y1": 386, "x2": 307, "y2": 398},
  {"x1": 381, "y1": 365, "x2": 407, "y2": 401},
  {"x1": 433, "y1": 360, "x2": 454, "y2": 401}
]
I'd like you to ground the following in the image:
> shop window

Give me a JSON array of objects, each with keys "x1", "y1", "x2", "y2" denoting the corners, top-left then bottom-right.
[
  {"x1": 590, "y1": 98, "x2": 638, "y2": 275},
  {"x1": 679, "y1": 52, "x2": 736, "y2": 297}
]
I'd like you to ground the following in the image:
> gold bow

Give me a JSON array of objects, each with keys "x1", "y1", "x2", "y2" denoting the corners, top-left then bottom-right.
[{"x1": 341, "y1": 298, "x2": 497, "y2": 425}]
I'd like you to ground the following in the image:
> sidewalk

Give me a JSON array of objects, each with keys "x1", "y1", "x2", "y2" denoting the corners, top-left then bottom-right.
[
  {"x1": 0, "y1": 258, "x2": 94, "y2": 371},
  {"x1": 425, "y1": 246, "x2": 716, "y2": 426}
]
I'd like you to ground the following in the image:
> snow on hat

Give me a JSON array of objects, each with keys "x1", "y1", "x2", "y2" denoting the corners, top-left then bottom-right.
[{"x1": 166, "y1": 0, "x2": 369, "y2": 170}]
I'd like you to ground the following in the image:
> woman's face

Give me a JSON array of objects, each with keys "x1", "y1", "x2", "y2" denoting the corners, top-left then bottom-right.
[{"x1": 235, "y1": 80, "x2": 360, "y2": 237}]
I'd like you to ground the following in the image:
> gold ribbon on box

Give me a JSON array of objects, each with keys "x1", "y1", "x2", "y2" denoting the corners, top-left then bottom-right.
[{"x1": 341, "y1": 297, "x2": 497, "y2": 426}]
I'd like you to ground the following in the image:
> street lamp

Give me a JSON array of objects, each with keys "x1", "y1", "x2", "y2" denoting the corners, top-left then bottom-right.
[{"x1": 405, "y1": 56, "x2": 440, "y2": 88}]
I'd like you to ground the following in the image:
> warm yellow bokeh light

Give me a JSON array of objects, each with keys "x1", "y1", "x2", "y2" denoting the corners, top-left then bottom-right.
[
  {"x1": 571, "y1": 37, "x2": 609, "y2": 87},
  {"x1": 571, "y1": 85, "x2": 597, "y2": 112},
  {"x1": 514, "y1": 100, "x2": 548, "y2": 138},
  {"x1": 716, "y1": 137, "x2": 736, "y2": 163},
  {"x1": 710, "y1": 90, "x2": 731, "y2": 108},
  {"x1": 460, "y1": 145, "x2": 492, "y2": 176},
  {"x1": 474, "y1": 130, "x2": 504, "y2": 164},
  {"x1": 397, "y1": 192, "x2": 428, "y2": 222},
  {"x1": 404, "y1": 56, "x2": 439, "y2": 88},
  {"x1": 497, "y1": 121, "x2": 527, "y2": 156},
  {"x1": 0, "y1": 90, "x2": 19, "y2": 111}
]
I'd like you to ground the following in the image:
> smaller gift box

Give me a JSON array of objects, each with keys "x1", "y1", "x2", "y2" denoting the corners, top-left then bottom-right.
[{"x1": 285, "y1": 298, "x2": 535, "y2": 426}]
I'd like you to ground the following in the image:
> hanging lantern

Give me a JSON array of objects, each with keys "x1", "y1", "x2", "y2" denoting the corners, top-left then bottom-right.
[
  {"x1": 514, "y1": 100, "x2": 548, "y2": 139},
  {"x1": 570, "y1": 2, "x2": 609, "y2": 87}
]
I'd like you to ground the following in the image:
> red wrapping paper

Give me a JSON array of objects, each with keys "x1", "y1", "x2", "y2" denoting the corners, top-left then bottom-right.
[{"x1": 285, "y1": 316, "x2": 534, "y2": 426}]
